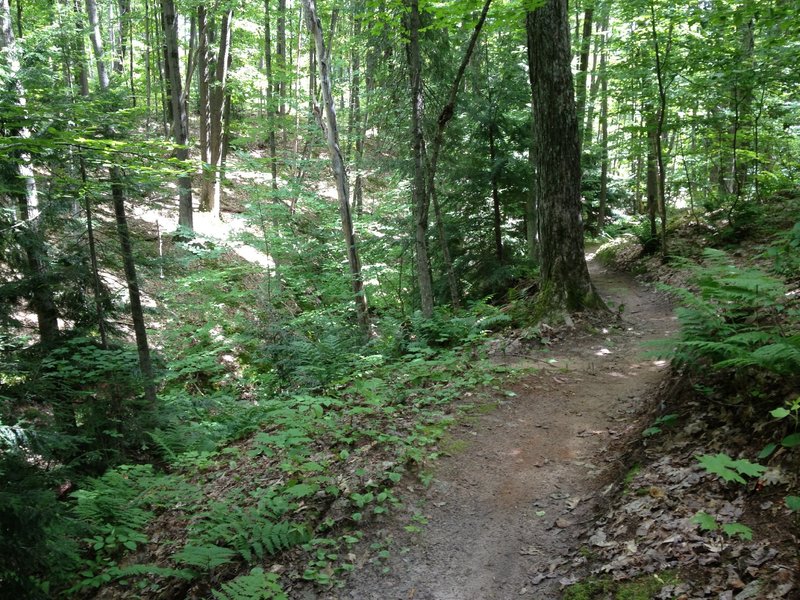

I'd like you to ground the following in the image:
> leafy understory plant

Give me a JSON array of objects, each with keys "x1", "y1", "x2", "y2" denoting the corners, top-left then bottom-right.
[{"x1": 692, "y1": 512, "x2": 753, "y2": 541}]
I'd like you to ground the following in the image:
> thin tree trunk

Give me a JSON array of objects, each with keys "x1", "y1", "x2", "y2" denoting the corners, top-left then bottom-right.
[
  {"x1": 72, "y1": 0, "x2": 90, "y2": 96},
  {"x1": 277, "y1": 0, "x2": 286, "y2": 121},
  {"x1": 79, "y1": 155, "x2": 108, "y2": 349},
  {"x1": 264, "y1": 0, "x2": 278, "y2": 190},
  {"x1": 145, "y1": 0, "x2": 152, "y2": 127},
  {"x1": 488, "y1": 122, "x2": 503, "y2": 263},
  {"x1": 649, "y1": 0, "x2": 670, "y2": 258},
  {"x1": 424, "y1": 0, "x2": 492, "y2": 309},
  {"x1": 575, "y1": 4, "x2": 593, "y2": 145},
  {"x1": 598, "y1": 40, "x2": 608, "y2": 227},
  {"x1": 85, "y1": 0, "x2": 109, "y2": 90},
  {"x1": 89, "y1": 9, "x2": 158, "y2": 403},
  {"x1": 161, "y1": 0, "x2": 193, "y2": 229},
  {"x1": 199, "y1": 7, "x2": 233, "y2": 219},
  {"x1": 526, "y1": 0, "x2": 602, "y2": 313},
  {"x1": 645, "y1": 108, "x2": 659, "y2": 245},
  {"x1": 303, "y1": 0, "x2": 370, "y2": 332}
]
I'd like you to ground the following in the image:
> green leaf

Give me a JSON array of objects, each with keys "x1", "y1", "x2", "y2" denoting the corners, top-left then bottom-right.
[
  {"x1": 721, "y1": 522, "x2": 753, "y2": 540},
  {"x1": 692, "y1": 512, "x2": 718, "y2": 531},
  {"x1": 785, "y1": 496, "x2": 800, "y2": 512},
  {"x1": 696, "y1": 454, "x2": 765, "y2": 484},
  {"x1": 781, "y1": 433, "x2": 800, "y2": 448},
  {"x1": 757, "y1": 443, "x2": 777, "y2": 459},
  {"x1": 284, "y1": 483, "x2": 318, "y2": 499},
  {"x1": 771, "y1": 407, "x2": 791, "y2": 419}
]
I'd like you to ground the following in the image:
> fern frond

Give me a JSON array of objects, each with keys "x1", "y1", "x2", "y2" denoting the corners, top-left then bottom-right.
[{"x1": 211, "y1": 568, "x2": 287, "y2": 600}]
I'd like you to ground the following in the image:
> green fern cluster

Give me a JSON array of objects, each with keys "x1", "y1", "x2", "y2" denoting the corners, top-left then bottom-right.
[
  {"x1": 668, "y1": 249, "x2": 799, "y2": 377},
  {"x1": 177, "y1": 498, "x2": 310, "y2": 571},
  {"x1": 212, "y1": 568, "x2": 286, "y2": 600}
]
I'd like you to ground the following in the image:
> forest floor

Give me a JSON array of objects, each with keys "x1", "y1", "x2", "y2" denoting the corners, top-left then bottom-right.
[{"x1": 317, "y1": 257, "x2": 678, "y2": 600}]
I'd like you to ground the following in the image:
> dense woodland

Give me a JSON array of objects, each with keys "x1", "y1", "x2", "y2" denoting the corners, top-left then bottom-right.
[{"x1": 1, "y1": 0, "x2": 799, "y2": 597}]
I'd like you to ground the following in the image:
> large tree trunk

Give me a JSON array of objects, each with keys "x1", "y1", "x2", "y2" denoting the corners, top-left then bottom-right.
[
  {"x1": 526, "y1": 0, "x2": 602, "y2": 314},
  {"x1": 161, "y1": 0, "x2": 193, "y2": 230},
  {"x1": 303, "y1": 0, "x2": 370, "y2": 332},
  {"x1": 406, "y1": 0, "x2": 434, "y2": 317}
]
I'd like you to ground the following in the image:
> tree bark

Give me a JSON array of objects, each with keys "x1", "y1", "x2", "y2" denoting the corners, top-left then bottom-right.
[
  {"x1": 199, "y1": 6, "x2": 233, "y2": 219},
  {"x1": 575, "y1": 4, "x2": 594, "y2": 146},
  {"x1": 649, "y1": 0, "x2": 670, "y2": 258},
  {"x1": 303, "y1": 0, "x2": 370, "y2": 332},
  {"x1": 526, "y1": 0, "x2": 602, "y2": 314},
  {"x1": 406, "y1": 0, "x2": 434, "y2": 317},
  {"x1": 85, "y1": 0, "x2": 109, "y2": 90},
  {"x1": 1, "y1": 0, "x2": 60, "y2": 346},
  {"x1": 89, "y1": 10, "x2": 158, "y2": 403},
  {"x1": 264, "y1": 0, "x2": 278, "y2": 190},
  {"x1": 161, "y1": 0, "x2": 193, "y2": 230}
]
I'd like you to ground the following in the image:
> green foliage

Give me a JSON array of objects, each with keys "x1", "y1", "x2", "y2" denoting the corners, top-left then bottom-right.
[
  {"x1": 696, "y1": 453, "x2": 766, "y2": 485},
  {"x1": 212, "y1": 568, "x2": 287, "y2": 600},
  {"x1": 664, "y1": 249, "x2": 798, "y2": 378},
  {"x1": 692, "y1": 512, "x2": 753, "y2": 541}
]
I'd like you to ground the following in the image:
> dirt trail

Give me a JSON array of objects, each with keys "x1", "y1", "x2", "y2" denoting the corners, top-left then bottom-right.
[{"x1": 328, "y1": 260, "x2": 676, "y2": 600}]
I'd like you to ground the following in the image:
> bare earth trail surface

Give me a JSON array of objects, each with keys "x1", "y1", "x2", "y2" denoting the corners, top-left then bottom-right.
[{"x1": 329, "y1": 259, "x2": 677, "y2": 600}]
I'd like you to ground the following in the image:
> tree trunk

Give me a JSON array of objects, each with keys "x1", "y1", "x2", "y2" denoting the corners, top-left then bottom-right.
[
  {"x1": 199, "y1": 7, "x2": 233, "y2": 220},
  {"x1": 161, "y1": 0, "x2": 193, "y2": 229},
  {"x1": 1, "y1": 0, "x2": 60, "y2": 346},
  {"x1": 598, "y1": 39, "x2": 608, "y2": 227},
  {"x1": 526, "y1": 0, "x2": 602, "y2": 314},
  {"x1": 406, "y1": 0, "x2": 434, "y2": 317},
  {"x1": 264, "y1": 0, "x2": 279, "y2": 190},
  {"x1": 422, "y1": 0, "x2": 492, "y2": 310},
  {"x1": 645, "y1": 108, "x2": 659, "y2": 245},
  {"x1": 85, "y1": 0, "x2": 109, "y2": 90},
  {"x1": 89, "y1": 12, "x2": 158, "y2": 403},
  {"x1": 111, "y1": 172, "x2": 157, "y2": 404},
  {"x1": 488, "y1": 120, "x2": 503, "y2": 264},
  {"x1": 277, "y1": 0, "x2": 286, "y2": 121},
  {"x1": 303, "y1": 0, "x2": 370, "y2": 332},
  {"x1": 575, "y1": 5, "x2": 593, "y2": 145},
  {"x1": 72, "y1": 0, "x2": 90, "y2": 96},
  {"x1": 649, "y1": 0, "x2": 670, "y2": 258}
]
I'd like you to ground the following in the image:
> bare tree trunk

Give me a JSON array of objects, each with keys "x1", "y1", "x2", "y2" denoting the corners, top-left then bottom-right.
[
  {"x1": 277, "y1": 0, "x2": 286, "y2": 123},
  {"x1": 88, "y1": 9, "x2": 158, "y2": 403},
  {"x1": 645, "y1": 108, "x2": 659, "y2": 245},
  {"x1": 649, "y1": 0, "x2": 670, "y2": 258},
  {"x1": 303, "y1": 0, "x2": 370, "y2": 332},
  {"x1": 488, "y1": 122, "x2": 503, "y2": 263},
  {"x1": 263, "y1": 0, "x2": 279, "y2": 190},
  {"x1": 598, "y1": 37, "x2": 608, "y2": 227},
  {"x1": 575, "y1": 4, "x2": 593, "y2": 145},
  {"x1": 161, "y1": 0, "x2": 193, "y2": 229},
  {"x1": 1, "y1": 0, "x2": 60, "y2": 345},
  {"x1": 407, "y1": 0, "x2": 434, "y2": 317},
  {"x1": 527, "y1": 0, "x2": 602, "y2": 313},
  {"x1": 85, "y1": 0, "x2": 109, "y2": 90},
  {"x1": 425, "y1": 0, "x2": 492, "y2": 308},
  {"x1": 72, "y1": 0, "x2": 90, "y2": 96}
]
